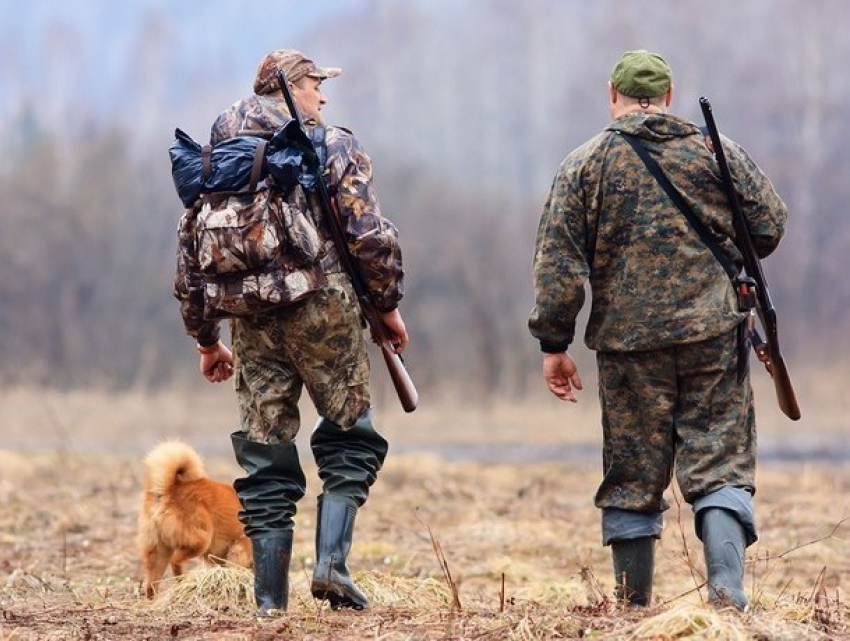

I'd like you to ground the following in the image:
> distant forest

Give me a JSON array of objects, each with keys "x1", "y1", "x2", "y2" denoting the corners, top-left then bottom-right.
[{"x1": 1, "y1": 0, "x2": 847, "y2": 395}]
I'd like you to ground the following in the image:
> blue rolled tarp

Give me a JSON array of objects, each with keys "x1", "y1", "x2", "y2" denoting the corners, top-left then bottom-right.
[{"x1": 169, "y1": 119, "x2": 320, "y2": 208}]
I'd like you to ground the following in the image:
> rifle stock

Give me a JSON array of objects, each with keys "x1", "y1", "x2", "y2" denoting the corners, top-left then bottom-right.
[
  {"x1": 380, "y1": 340, "x2": 419, "y2": 412},
  {"x1": 278, "y1": 70, "x2": 418, "y2": 412},
  {"x1": 700, "y1": 97, "x2": 800, "y2": 420},
  {"x1": 357, "y1": 294, "x2": 418, "y2": 412}
]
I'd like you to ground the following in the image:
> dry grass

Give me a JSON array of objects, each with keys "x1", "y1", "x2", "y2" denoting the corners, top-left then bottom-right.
[
  {"x1": 0, "y1": 438, "x2": 848, "y2": 639},
  {"x1": 0, "y1": 381, "x2": 848, "y2": 639}
]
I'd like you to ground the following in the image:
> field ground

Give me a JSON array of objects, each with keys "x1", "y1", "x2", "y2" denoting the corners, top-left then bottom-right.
[
  {"x1": 1, "y1": 383, "x2": 849, "y2": 639},
  {"x1": 1, "y1": 362, "x2": 848, "y2": 457}
]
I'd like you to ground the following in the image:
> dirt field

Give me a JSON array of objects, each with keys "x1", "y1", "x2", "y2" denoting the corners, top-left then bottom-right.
[{"x1": 1, "y1": 387, "x2": 848, "y2": 639}]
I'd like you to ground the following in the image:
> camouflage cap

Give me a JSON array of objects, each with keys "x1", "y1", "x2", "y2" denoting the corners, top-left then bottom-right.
[
  {"x1": 610, "y1": 50, "x2": 672, "y2": 99},
  {"x1": 253, "y1": 49, "x2": 342, "y2": 95}
]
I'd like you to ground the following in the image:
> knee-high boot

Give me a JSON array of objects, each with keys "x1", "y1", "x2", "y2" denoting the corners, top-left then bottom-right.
[
  {"x1": 701, "y1": 508, "x2": 748, "y2": 611},
  {"x1": 311, "y1": 494, "x2": 368, "y2": 609},
  {"x1": 611, "y1": 536, "x2": 655, "y2": 606},
  {"x1": 231, "y1": 431, "x2": 306, "y2": 614},
  {"x1": 309, "y1": 408, "x2": 388, "y2": 609},
  {"x1": 250, "y1": 533, "x2": 293, "y2": 615}
]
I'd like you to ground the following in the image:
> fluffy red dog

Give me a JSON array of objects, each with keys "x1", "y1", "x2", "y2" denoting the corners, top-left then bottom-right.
[{"x1": 137, "y1": 440, "x2": 252, "y2": 598}]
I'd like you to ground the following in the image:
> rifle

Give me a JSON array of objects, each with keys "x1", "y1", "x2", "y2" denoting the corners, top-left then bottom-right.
[
  {"x1": 278, "y1": 71, "x2": 418, "y2": 412},
  {"x1": 699, "y1": 97, "x2": 800, "y2": 420}
]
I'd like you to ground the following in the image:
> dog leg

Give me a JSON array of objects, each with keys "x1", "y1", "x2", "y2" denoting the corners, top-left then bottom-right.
[
  {"x1": 170, "y1": 542, "x2": 206, "y2": 578},
  {"x1": 142, "y1": 543, "x2": 172, "y2": 599}
]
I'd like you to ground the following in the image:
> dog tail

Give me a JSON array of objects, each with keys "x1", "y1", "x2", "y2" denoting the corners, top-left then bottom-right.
[{"x1": 142, "y1": 440, "x2": 207, "y2": 496}]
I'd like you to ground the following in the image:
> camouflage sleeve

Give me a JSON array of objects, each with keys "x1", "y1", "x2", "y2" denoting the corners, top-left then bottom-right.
[
  {"x1": 724, "y1": 135, "x2": 788, "y2": 258},
  {"x1": 528, "y1": 155, "x2": 590, "y2": 352},
  {"x1": 173, "y1": 209, "x2": 220, "y2": 346},
  {"x1": 325, "y1": 127, "x2": 404, "y2": 312},
  {"x1": 210, "y1": 113, "x2": 231, "y2": 146}
]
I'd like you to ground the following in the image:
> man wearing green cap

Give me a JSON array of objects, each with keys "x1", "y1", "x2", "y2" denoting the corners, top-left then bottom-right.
[
  {"x1": 529, "y1": 50, "x2": 788, "y2": 609},
  {"x1": 174, "y1": 48, "x2": 408, "y2": 614}
]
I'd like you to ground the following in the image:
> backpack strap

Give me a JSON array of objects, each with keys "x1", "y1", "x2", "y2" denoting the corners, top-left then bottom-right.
[
  {"x1": 199, "y1": 139, "x2": 269, "y2": 207},
  {"x1": 614, "y1": 130, "x2": 739, "y2": 280},
  {"x1": 248, "y1": 139, "x2": 268, "y2": 192},
  {"x1": 201, "y1": 145, "x2": 212, "y2": 181}
]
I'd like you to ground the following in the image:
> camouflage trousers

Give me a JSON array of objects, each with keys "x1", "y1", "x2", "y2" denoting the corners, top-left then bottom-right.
[
  {"x1": 230, "y1": 273, "x2": 371, "y2": 444},
  {"x1": 594, "y1": 328, "x2": 756, "y2": 513}
]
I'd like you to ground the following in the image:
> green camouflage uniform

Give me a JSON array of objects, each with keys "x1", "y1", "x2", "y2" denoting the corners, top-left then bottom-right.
[
  {"x1": 529, "y1": 112, "x2": 786, "y2": 542},
  {"x1": 175, "y1": 94, "x2": 404, "y2": 442}
]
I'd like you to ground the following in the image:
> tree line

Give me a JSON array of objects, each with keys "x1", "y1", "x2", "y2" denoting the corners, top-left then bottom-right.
[{"x1": 1, "y1": 0, "x2": 847, "y2": 395}]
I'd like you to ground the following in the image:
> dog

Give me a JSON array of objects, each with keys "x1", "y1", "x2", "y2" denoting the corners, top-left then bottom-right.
[{"x1": 137, "y1": 440, "x2": 252, "y2": 598}]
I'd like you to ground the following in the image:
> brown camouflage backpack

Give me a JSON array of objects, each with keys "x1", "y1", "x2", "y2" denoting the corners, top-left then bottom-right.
[{"x1": 170, "y1": 121, "x2": 326, "y2": 319}]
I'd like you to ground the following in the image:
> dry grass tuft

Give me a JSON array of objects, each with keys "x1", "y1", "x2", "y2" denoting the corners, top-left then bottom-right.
[
  {"x1": 146, "y1": 564, "x2": 254, "y2": 614},
  {"x1": 625, "y1": 604, "x2": 748, "y2": 640},
  {"x1": 358, "y1": 572, "x2": 451, "y2": 609}
]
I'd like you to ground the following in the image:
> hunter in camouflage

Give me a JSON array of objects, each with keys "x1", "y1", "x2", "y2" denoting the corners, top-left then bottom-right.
[
  {"x1": 528, "y1": 111, "x2": 786, "y2": 354},
  {"x1": 173, "y1": 49, "x2": 408, "y2": 615},
  {"x1": 529, "y1": 50, "x2": 787, "y2": 610},
  {"x1": 176, "y1": 92, "x2": 404, "y2": 343}
]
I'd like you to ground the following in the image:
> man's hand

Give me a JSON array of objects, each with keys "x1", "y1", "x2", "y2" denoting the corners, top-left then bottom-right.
[
  {"x1": 199, "y1": 342, "x2": 234, "y2": 383},
  {"x1": 378, "y1": 308, "x2": 409, "y2": 354},
  {"x1": 543, "y1": 352, "x2": 583, "y2": 402}
]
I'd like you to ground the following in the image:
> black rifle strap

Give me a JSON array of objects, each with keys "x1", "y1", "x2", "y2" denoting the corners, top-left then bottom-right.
[{"x1": 615, "y1": 131, "x2": 738, "y2": 280}]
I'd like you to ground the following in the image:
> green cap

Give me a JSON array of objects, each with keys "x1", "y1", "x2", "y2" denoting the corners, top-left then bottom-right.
[{"x1": 610, "y1": 50, "x2": 672, "y2": 98}]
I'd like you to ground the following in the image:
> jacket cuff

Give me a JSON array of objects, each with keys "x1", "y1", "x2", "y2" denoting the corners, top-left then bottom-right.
[
  {"x1": 539, "y1": 339, "x2": 571, "y2": 354},
  {"x1": 375, "y1": 302, "x2": 398, "y2": 314},
  {"x1": 195, "y1": 324, "x2": 221, "y2": 349}
]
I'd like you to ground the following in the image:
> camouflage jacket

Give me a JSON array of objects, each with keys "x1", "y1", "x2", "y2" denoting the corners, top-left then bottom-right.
[
  {"x1": 529, "y1": 112, "x2": 787, "y2": 353},
  {"x1": 174, "y1": 94, "x2": 404, "y2": 345}
]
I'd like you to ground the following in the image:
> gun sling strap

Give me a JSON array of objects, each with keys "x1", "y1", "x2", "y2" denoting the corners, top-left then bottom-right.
[
  {"x1": 616, "y1": 129, "x2": 765, "y2": 381},
  {"x1": 615, "y1": 130, "x2": 739, "y2": 281}
]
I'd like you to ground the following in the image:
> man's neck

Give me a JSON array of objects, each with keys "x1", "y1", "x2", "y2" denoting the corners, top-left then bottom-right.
[{"x1": 613, "y1": 103, "x2": 667, "y2": 119}]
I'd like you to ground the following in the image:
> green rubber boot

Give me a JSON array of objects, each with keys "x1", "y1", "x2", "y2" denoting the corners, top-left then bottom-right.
[
  {"x1": 612, "y1": 537, "x2": 655, "y2": 606},
  {"x1": 702, "y1": 508, "x2": 748, "y2": 611}
]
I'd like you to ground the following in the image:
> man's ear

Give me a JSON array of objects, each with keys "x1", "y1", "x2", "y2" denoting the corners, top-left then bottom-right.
[
  {"x1": 664, "y1": 84, "x2": 673, "y2": 107},
  {"x1": 608, "y1": 80, "x2": 618, "y2": 105}
]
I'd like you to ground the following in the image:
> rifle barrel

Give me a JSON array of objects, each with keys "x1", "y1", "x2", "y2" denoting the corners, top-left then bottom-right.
[
  {"x1": 699, "y1": 97, "x2": 799, "y2": 420},
  {"x1": 277, "y1": 70, "x2": 418, "y2": 412}
]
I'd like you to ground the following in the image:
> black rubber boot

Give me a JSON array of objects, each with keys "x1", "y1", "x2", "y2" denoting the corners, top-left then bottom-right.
[
  {"x1": 231, "y1": 431, "x2": 307, "y2": 614},
  {"x1": 311, "y1": 494, "x2": 369, "y2": 610},
  {"x1": 702, "y1": 508, "x2": 748, "y2": 611},
  {"x1": 252, "y1": 532, "x2": 293, "y2": 615},
  {"x1": 611, "y1": 537, "x2": 655, "y2": 606}
]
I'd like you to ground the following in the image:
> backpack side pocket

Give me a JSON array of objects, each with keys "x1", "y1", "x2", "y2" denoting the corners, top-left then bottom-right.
[{"x1": 195, "y1": 189, "x2": 281, "y2": 276}]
